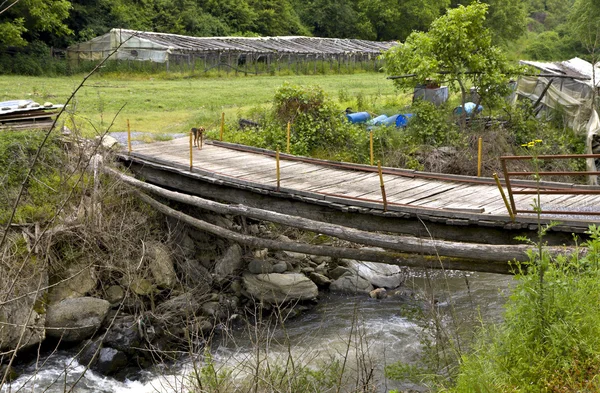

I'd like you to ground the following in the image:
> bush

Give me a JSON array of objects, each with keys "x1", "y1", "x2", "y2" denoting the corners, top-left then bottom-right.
[
  {"x1": 402, "y1": 100, "x2": 460, "y2": 147},
  {"x1": 451, "y1": 225, "x2": 600, "y2": 392},
  {"x1": 227, "y1": 83, "x2": 368, "y2": 161}
]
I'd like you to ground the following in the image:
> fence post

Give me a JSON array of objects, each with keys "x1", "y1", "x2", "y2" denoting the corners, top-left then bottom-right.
[
  {"x1": 370, "y1": 131, "x2": 374, "y2": 166},
  {"x1": 378, "y1": 160, "x2": 387, "y2": 211},
  {"x1": 220, "y1": 112, "x2": 224, "y2": 141},
  {"x1": 189, "y1": 131, "x2": 193, "y2": 171},
  {"x1": 477, "y1": 137, "x2": 483, "y2": 177},
  {"x1": 127, "y1": 119, "x2": 131, "y2": 154},
  {"x1": 287, "y1": 122, "x2": 291, "y2": 154},
  {"x1": 276, "y1": 147, "x2": 281, "y2": 192}
]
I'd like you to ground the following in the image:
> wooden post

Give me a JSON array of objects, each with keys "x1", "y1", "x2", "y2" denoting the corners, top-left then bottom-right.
[
  {"x1": 378, "y1": 160, "x2": 387, "y2": 211},
  {"x1": 477, "y1": 137, "x2": 483, "y2": 177},
  {"x1": 127, "y1": 119, "x2": 131, "y2": 154},
  {"x1": 493, "y1": 173, "x2": 514, "y2": 221},
  {"x1": 501, "y1": 159, "x2": 517, "y2": 216},
  {"x1": 220, "y1": 112, "x2": 224, "y2": 141},
  {"x1": 286, "y1": 122, "x2": 291, "y2": 154},
  {"x1": 189, "y1": 131, "x2": 193, "y2": 171},
  {"x1": 276, "y1": 147, "x2": 281, "y2": 192},
  {"x1": 370, "y1": 131, "x2": 374, "y2": 166}
]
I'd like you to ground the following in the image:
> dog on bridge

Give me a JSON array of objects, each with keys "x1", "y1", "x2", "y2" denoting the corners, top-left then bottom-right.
[{"x1": 191, "y1": 126, "x2": 205, "y2": 149}]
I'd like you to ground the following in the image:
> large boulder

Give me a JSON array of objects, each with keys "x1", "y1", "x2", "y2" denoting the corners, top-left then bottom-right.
[
  {"x1": 214, "y1": 244, "x2": 243, "y2": 283},
  {"x1": 242, "y1": 273, "x2": 318, "y2": 304},
  {"x1": 45, "y1": 297, "x2": 110, "y2": 342},
  {"x1": 0, "y1": 270, "x2": 47, "y2": 354},
  {"x1": 147, "y1": 242, "x2": 178, "y2": 288},
  {"x1": 248, "y1": 259, "x2": 273, "y2": 274},
  {"x1": 343, "y1": 259, "x2": 405, "y2": 289},
  {"x1": 0, "y1": 302, "x2": 45, "y2": 354},
  {"x1": 48, "y1": 263, "x2": 97, "y2": 303},
  {"x1": 330, "y1": 274, "x2": 374, "y2": 294}
]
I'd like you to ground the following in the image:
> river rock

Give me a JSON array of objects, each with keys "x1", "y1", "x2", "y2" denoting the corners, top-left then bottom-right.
[
  {"x1": 369, "y1": 288, "x2": 388, "y2": 299},
  {"x1": 253, "y1": 248, "x2": 268, "y2": 259},
  {"x1": 248, "y1": 259, "x2": 273, "y2": 274},
  {"x1": 176, "y1": 259, "x2": 212, "y2": 292},
  {"x1": 102, "y1": 314, "x2": 142, "y2": 353},
  {"x1": 100, "y1": 135, "x2": 119, "y2": 149},
  {"x1": 329, "y1": 266, "x2": 351, "y2": 280},
  {"x1": 213, "y1": 244, "x2": 243, "y2": 283},
  {"x1": 242, "y1": 273, "x2": 318, "y2": 304},
  {"x1": 343, "y1": 259, "x2": 405, "y2": 289},
  {"x1": 48, "y1": 263, "x2": 97, "y2": 303},
  {"x1": 130, "y1": 277, "x2": 154, "y2": 296},
  {"x1": 155, "y1": 291, "x2": 204, "y2": 321},
  {"x1": 282, "y1": 250, "x2": 308, "y2": 260},
  {"x1": 104, "y1": 285, "x2": 124, "y2": 304},
  {"x1": 46, "y1": 297, "x2": 110, "y2": 342},
  {"x1": 0, "y1": 301, "x2": 45, "y2": 354},
  {"x1": 147, "y1": 242, "x2": 178, "y2": 288},
  {"x1": 308, "y1": 272, "x2": 331, "y2": 287},
  {"x1": 95, "y1": 347, "x2": 128, "y2": 376},
  {"x1": 272, "y1": 261, "x2": 288, "y2": 273},
  {"x1": 330, "y1": 274, "x2": 374, "y2": 294}
]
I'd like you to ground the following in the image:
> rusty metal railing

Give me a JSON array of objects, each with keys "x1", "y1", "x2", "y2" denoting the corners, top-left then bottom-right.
[{"x1": 500, "y1": 154, "x2": 600, "y2": 216}]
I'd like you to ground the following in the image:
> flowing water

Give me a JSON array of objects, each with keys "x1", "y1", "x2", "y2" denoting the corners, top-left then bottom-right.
[{"x1": 2, "y1": 270, "x2": 514, "y2": 393}]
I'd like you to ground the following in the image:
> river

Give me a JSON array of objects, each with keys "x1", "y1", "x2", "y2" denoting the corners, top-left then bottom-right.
[{"x1": 1, "y1": 270, "x2": 514, "y2": 393}]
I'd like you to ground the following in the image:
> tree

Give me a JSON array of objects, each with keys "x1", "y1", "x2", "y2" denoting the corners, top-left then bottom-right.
[
  {"x1": 0, "y1": 0, "x2": 71, "y2": 48},
  {"x1": 450, "y1": 0, "x2": 527, "y2": 44},
  {"x1": 382, "y1": 3, "x2": 515, "y2": 125},
  {"x1": 569, "y1": 0, "x2": 600, "y2": 105}
]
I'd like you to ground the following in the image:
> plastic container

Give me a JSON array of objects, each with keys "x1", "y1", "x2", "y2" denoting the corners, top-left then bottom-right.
[
  {"x1": 346, "y1": 111, "x2": 371, "y2": 124},
  {"x1": 380, "y1": 113, "x2": 413, "y2": 128},
  {"x1": 395, "y1": 113, "x2": 413, "y2": 127},
  {"x1": 454, "y1": 102, "x2": 483, "y2": 115},
  {"x1": 368, "y1": 114, "x2": 388, "y2": 126}
]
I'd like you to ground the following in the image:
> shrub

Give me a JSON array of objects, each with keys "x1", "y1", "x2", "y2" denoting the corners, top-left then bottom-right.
[{"x1": 451, "y1": 225, "x2": 600, "y2": 392}]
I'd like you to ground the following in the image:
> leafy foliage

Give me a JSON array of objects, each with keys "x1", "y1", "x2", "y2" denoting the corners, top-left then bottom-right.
[
  {"x1": 0, "y1": 131, "x2": 76, "y2": 224},
  {"x1": 452, "y1": 225, "x2": 600, "y2": 392},
  {"x1": 382, "y1": 3, "x2": 517, "y2": 112}
]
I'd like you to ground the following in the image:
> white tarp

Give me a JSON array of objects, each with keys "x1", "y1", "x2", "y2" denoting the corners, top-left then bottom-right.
[{"x1": 517, "y1": 59, "x2": 600, "y2": 184}]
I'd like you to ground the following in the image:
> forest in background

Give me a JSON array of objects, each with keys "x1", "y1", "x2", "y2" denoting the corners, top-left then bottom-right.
[{"x1": 0, "y1": 0, "x2": 595, "y2": 64}]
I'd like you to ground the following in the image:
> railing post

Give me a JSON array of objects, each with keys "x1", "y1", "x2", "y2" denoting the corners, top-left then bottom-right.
[
  {"x1": 501, "y1": 158, "x2": 517, "y2": 216},
  {"x1": 189, "y1": 131, "x2": 193, "y2": 171},
  {"x1": 276, "y1": 147, "x2": 281, "y2": 192},
  {"x1": 477, "y1": 137, "x2": 482, "y2": 177},
  {"x1": 493, "y1": 173, "x2": 515, "y2": 221},
  {"x1": 287, "y1": 122, "x2": 291, "y2": 154},
  {"x1": 370, "y1": 130, "x2": 374, "y2": 166},
  {"x1": 127, "y1": 119, "x2": 132, "y2": 154},
  {"x1": 220, "y1": 112, "x2": 224, "y2": 141},
  {"x1": 378, "y1": 160, "x2": 387, "y2": 211}
]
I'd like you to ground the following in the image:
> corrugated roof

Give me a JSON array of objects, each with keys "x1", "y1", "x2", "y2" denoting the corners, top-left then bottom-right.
[
  {"x1": 106, "y1": 29, "x2": 397, "y2": 55},
  {"x1": 521, "y1": 57, "x2": 599, "y2": 86}
]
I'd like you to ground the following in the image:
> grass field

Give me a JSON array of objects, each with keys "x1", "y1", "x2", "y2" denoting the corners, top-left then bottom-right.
[{"x1": 0, "y1": 72, "x2": 409, "y2": 139}]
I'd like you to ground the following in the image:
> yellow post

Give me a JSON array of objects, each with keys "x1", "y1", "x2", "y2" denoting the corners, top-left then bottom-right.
[
  {"x1": 378, "y1": 160, "x2": 387, "y2": 211},
  {"x1": 127, "y1": 119, "x2": 131, "y2": 154},
  {"x1": 286, "y1": 122, "x2": 291, "y2": 154},
  {"x1": 370, "y1": 131, "x2": 374, "y2": 166},
  {"x1": 189, "y1": 131, "x2": 193, "y2": 171},
  {"x1": 477, "y1": 137, "x2": 483, "y2": 177},
  {"x1": 493, "y1": 173, "x2": 514, "y2": 221},
  {"x1": 220, "y1": 112, "x2": 225, "y2": 141},
  {"x1": 276, "y1": 148, "x2": 281, "y2": 191}
]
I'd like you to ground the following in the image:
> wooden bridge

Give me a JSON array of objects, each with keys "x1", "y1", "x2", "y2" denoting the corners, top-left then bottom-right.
[{"x1": 118, "y1": 137, "x2": 600, "y2": 248}]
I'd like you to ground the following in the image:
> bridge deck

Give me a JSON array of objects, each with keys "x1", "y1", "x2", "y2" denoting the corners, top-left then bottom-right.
[{"x1": 123, "y1": 137, "x2": 600, "y2": 236}]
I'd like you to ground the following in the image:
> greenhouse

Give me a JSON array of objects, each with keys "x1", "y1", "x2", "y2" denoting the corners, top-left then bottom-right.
[{"x1": 66, "y1": 29, "x2": 397, "y2": 74}]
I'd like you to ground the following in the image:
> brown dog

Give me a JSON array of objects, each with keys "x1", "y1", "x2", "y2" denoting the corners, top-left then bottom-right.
[{"x1": 191, "y1": 127, "x2": 205, "y2": 149}]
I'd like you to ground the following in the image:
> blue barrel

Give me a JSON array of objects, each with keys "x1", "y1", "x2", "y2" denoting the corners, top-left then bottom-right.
[
  {"x1": 346, "y1": 111, "x2": 371, "y2": 124},
  {"x1": 368, "y1": 114, "x2": 388, "y2": 126},
  {"x1": 396, "y1": 113, "x2": 413, "y2": 128}
]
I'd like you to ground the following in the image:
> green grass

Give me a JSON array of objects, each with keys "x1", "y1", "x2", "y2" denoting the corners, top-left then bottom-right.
[{"x1": 0, "y1": 72, "x2": 407, "y2": 138}]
